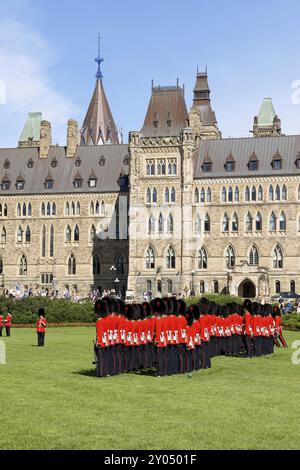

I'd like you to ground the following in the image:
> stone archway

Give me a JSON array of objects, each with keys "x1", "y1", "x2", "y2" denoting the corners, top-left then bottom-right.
[{"x1": 238, "y1": 279, "x2": 256, "y2": 299}]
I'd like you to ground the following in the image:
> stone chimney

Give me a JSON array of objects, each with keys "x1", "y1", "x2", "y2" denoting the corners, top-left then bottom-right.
[
  {"x1": 66, "y1": 119, "x2": 78, "y2": 157},
  {"x1": 39, "y1": 120, "x2": 52, "y2": 158}
]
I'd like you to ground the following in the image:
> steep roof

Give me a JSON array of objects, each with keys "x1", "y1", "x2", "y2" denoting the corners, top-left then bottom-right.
[
  {"x1": 0, "y1": 145, "x2": 128, "y2": 195},
  {"x1": 193, "y1": 72, "x2": 217, "y2": 126},
  {"x1": 80, "y1": 79, "x2": 119, "y2": 145},
  {"x1": 257, "y1": 98, "x2": 276, "y2": 126},
  {"x1": 140, "y1": 85, "x2": 189, "y2": 137},
  {"x1": 194, "y1": 135, "x2": 300, "y2": 179},
  {"x1": 18, "y1": 112, "x2": 42, "y2": 146}
]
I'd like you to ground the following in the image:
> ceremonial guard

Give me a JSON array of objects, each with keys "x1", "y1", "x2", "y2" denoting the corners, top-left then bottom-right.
[
  {"x1": 36, "y1": 308, "x2": 47, "y2": 347},
  {"x1": 273, "y1": 305, "x2": 287, "y2": 348},
  {"x1": 243, "y1": 300, "x2": 254, "y2": 358},
  {"x1": 95, "y1": 299, "x2": 110, "y2": 377},
  {"x1": 4, "y1": 310, "x2": 12, "y2": 337},
  {"x1": 0, "y1": 311, "x2": 3, "y2": 337}
]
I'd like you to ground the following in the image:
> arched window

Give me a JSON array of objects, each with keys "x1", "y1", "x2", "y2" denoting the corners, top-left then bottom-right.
[
  {"x1": 275, "y1": 280, "x2": 281, "y2": 294},
  {"x1": 226, "y1": 246, "x2": 235, "y2": 269},
  {"x1": 251, "y1": 186, "x2": 256, "y2": 201},
  {"x1": 270, "y1": 212, "x2": 276, "y2": 232},
  {"x1": 256, "y1": 213, "x2": 262, "y2": 231},
  {"x1": 214, "y1": 281, "x2": 219, "y2": 294},
  {"x1": 167, "y1": 214, "x2": 174, "y2": 234},
  {"x1": 153, "y1": 188, "x2": 157, "y2": 204},
  {"x1": 17, "y1": 226, "x2": 23, "y2": 243},
  {"x1": 275, "y1": 185, "x2": 281, "y2": 201},
  {"x1": 249, "y1": 246, "x2": 259, "y2": 266},
  {"x1": 228, "y1": 187, "x2": 233, "y2": 203},
  {"x1": 41, "y1": 225, "x2": 46, "y2": 257},
  {"x1": 52, "y1": 202, "x2": 56, "y2": 216},
  {"x1": 25, "y1": 226, "x2": 31, "y2": 243},
  {"x1": 279, "y1": 212, "x2": 286, "y2": 231},
  {"x1": 223, "y1": 213, "x2": 229, "y2": 233},
  {"x1": 232, "y1": 213, "x2": 238, "y2": 232},
  {"x1": 95, "y1": 201, "x2": 100, "y2": 215},
  {"x1": 93, "y1": 254, "x2": 101, "y2": 275},
  {"x1": 90, "y1": 225, "x2": 96, "y2": 242},
  {"x1": 207, "y1": 188, "x2": 212, "y2": 203},
  {"x1": 245, "y1": 186, "x2": 250, "y2": 202},
  {"x1": 246, "y1": 213, "x2": 253, "y2": 232},
  {"x1": 235, "y1": 187, "x2": 239, "y2": 202},
  {"x1": 102, "y1": 201, "x2": 106, "y2": 215},
  {"x1": 198, "y1": 247, "x2": 208, "y2": 269},
  {"x1": 74, "y1": 225, "x2": 80, "y2": 242},
  {"x1": 76, "y1": 202, "x2": 80, "y2": 215},
  {"x1": 171, "y1": 188, "x2": 176, "y2": 203},
  {"x1": 50, "y1": 225, "x2": 54, "y2": 257},
  {"x1": 66, "y1": 225, "x2": 71, "y2": 242},
  {"x1": 71, "y1": 202, "x2": 75, "y2": 215},
  {"x1": 17, "y1": 203, "x2": 21, "y2": 217},
  {"x1": 22, "y1": 203, "x2": 26, "y2": 217},
  {"x1": 195, "y1": 188, "x2": 199, "y2": 204},
  {"x1": 269, "y1": 185, "x2": 274, "y2": 201},
  {"x1": 258, "y1": 186, "x2": 263, "y2": 201},
  {"x1": 195, "y1": 214, "x2": 201, "y2": 234},
  {"x1": 65, "y1": 202, "x2": 70, "y2": 215},
  {"x1": 172, "y1": 161, "x2": 177, "y2": 175},
  {"x1": 167, "y1": 280, "x2": 173, "y2": 295},
  {"x1": 147, "y1": 188, "x2": 151, "y2": 204},
  {"x1": 68, "y1": 254, "x2": 76, "y2": 275},
  {"x1": 45, "y1": 202, "x2": 50, "y2": 216},
  {"x1": 273, "y1": 245, "x2": 283, "y2": 269},
  {"x1": 158, "y1": 213, "x2": 164, "y2": 234},
  {"x1": 117, "y1": 254, "x2": 127, "y2": 275},
  {"x1": 28, "y1": 203, "x2": 32, "y2": 216},
  {"x1": 204, "y1": 214, "x2": 210, "y2": 233},
  {"x1": 19, "y1": 255, "x2": 27, "y2": 276},
  {"x1": 166, "y1": 246, "x2": 176, "y2": 269},
  {"x1": 282, "y1": 185, "x2": 287, "y2": 201},
  {"x1": 4, "y1": 204, "x2": 8, "y2": 217},
  {"x1": 222, "y1": 187, "x2": 227, "y2": 203},
  {"x1": 90, "y1": 202, "x2": 94, "y2": 215},
  {"x1": 146, "y1": 247, "x2": 155, "y2": 269},
  {"x1": 148, "y1": 215, "x2": 155, "y2": 234},
  {"x1": 147, "y1": 161, "x2": 155, "y2": 176},
  {"x1": 1, "y1": 227, "x2": 6, "y2": 244},
  {"x1": 201, "y1": 188, "x2": 205, "y2": 203},
  {"x1": 41, "y1": 202, "x2": 45, "y2": 216},
  {"x1": 200, "y1": 281, "x2": 205, "y2": 294},
  {"x1": 165, "y1": 188, "x2": 169, "y2": 203},
  {"x1": 0, "y1": 257, "x2": 3, "y2": 274},
  {"x1": 291, "y1": 280, "x2": 296, "y2": 294}
]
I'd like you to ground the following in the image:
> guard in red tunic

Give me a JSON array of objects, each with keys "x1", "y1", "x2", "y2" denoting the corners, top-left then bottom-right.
[
  {"x1": 36, "y1": 308, "x2": 47, "y2": 347},
  {"x1": 0, "y1": 311, "x2": 3, "y2": 337},
  {"x1": 273, "y1": 305, "x2": 287, "y2": 348},
  {"x1": 242, "y1": 300, "x2": 254, "y2": 358},
  {"x1": 4, "y1": 311, "x2": 12, "y2": 337},
  {"x1": 94, "y1": 299, "x2": 110, "y2": 377},
  {"x1": 177, "y1": 299, "x2": 188, "y2": 374},
  {"x1": 151, "y1": 298, "x2": 168, "y2": 377}
]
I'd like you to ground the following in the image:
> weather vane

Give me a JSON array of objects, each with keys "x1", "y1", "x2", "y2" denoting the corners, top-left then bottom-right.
[{"x1": 95, "y1": 33, "x2": 104, "y2": 80}]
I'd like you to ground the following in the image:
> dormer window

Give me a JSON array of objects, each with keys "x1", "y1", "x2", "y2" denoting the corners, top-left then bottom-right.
[
  {"x1": 74, "y1": 172, "x2": 83, "y2": 189},
  {"x1": 88, "y1": 171, "x2": 97, "y2": 188},
  {"x1": 45, "y1": 172, "x2": 54, "y2": 189},
  {"x1": 153, "y1": 120, "x2": 158, "y2": 128},
  {"x1": 99, "y1": 156, "x2": 106, "y2": 167},
  {"x1": 2, "y1": 174, "x2": 11, "y2": 190},
  {"x1": 272, "y1": 151, "x2": 282, "y2": 170},
  {"x1": 225, "y1": 161, "x2": 235, "y2": 172},
  {"x1": 16, "y1": 175, "x2": 25, "y2": 190},
  {"x1": 51, "y1": 158, "x2": 58, "y2": 168},
  {"x1": 123, "y1": 156, "x2": 129, "y2": 166},
  {"x1": 4, "y1": 159, "x2": 10, "y2": 170},
  {"x1": 75, "y1": 156, "x2": 81, "y2": 167},
  {"x1": 248, "y1": 152, "x2": 259, "y2": 171},
  {"x1": 202, "y1": 162, "x2": 212, "y2": 173},
  {"x1": 27, "y1": 158, "x2": 34, "y2": 169},
  {"x1": 167, "y1": 120, "x2": 172, "y2": 128}
]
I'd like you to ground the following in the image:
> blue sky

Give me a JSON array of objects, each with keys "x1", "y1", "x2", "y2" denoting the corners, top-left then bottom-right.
[{"x1": 1, "y1": 0, "x2": 300, "y2": 146}]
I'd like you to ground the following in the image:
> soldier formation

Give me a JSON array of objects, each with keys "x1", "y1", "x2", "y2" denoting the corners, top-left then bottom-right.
[{"x1": 94, "y1": 297, "x2": 287, "y2": 378}]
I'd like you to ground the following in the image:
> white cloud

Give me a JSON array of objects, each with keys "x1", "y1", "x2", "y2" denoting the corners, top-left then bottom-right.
[{"x1": 0, "y1": 18, "x2": 78, "y2": 146}]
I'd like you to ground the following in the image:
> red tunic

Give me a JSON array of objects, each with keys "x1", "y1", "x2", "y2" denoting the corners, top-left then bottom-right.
[
  {"x1": 275, "y1": 316, "x2": 283, "y2": 336},
  {"x1": 36, "y1": 317, "x2": 47, "y2": 333},
  {"x1": 5, "y1": 314, "x2": 12, "y2": 327},
  {"x1": 96, "y1": 317, "x2": 109, "y2": 347},
  {"x1": 0, "y1": 315, "x2": 3, "y2": 327},
  {"x1": 155, "y1": 316, "x2": 167, "y2": 348},
  {"x1": 243, "y1": 313, "x2": 253, "y2": 336},
  {"x1": 178, "y1": 315, "x2": 187, "y2": 344}
]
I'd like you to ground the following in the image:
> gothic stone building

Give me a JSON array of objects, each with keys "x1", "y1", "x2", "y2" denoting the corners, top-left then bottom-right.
[{"x1": 1, "y1": 60, "x2": 300, "y2": 300}]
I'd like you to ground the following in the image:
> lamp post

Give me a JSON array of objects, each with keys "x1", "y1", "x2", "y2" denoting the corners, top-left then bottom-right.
[
  {"x1": 110, "y1": 265, "x2": 116, "y2": 291},
  {"x1": 114, "y1": 277, "x2": 120, "y2": 297},
  {"x1": 190, "y1": 270, "x2": 196, "y2": 297}
]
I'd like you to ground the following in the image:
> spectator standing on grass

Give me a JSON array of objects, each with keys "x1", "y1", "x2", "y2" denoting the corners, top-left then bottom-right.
[{"x1": 36, "y1": 308, "x2": 47, "y2": 347}]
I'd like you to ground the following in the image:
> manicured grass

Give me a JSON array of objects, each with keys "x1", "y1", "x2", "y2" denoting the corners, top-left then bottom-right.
[{"x1": 0, "y1": 328, "x2": 299, "y2": 450}]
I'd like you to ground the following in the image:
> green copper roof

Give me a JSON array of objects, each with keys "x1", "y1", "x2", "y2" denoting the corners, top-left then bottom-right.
[
  {"x1": 257, "y1": 98, "x2": 276, "y2": 126},
  {"x1": 19, "y1": 112, "x2": 42, "y2": 143}
]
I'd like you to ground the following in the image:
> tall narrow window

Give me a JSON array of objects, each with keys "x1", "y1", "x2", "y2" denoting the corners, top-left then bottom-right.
[
  {"x1": 28, "y1": 203, "x2": 32, "y2": 216},
  {"x1": 17, "y1": 203, "x2": 21, "y2": 217},
  {"x1": 167, "y1": 280, "x2": 173, "y2": 295},
  {"x1": 256, "y1": 213, "x2": 262, "y2": 231},
  {"x1": 171, "y1": 188, "x2": 176, "y2": 203},
  {"x1": 200, "y1": 281, "x2": 205, "y2": 294},
  {"x1": 117, "y1": 254, "x2": 126, "y2": 275},
  {"x1": 166, "y1": 246, "x2": 176, "y2": 269},
  {"x1": 1, "y1": 227, "x2": 6, "y2": 244},
  {"x1": 19, "y1": 255, "x2": 27, "y2": 276},
  {"x1": 249, "y1": 246, "x2": 259, "y2": 266},
  {"x1": 41, "y1": 225, "x2": 46, "y2": 257},
  {"x1": 273, "y1": 245, "x2": 283, "y2": 269},
  {"x1": 222, "y1": 187, "x2": 227, "y2": 203},
  {"x1": 71, "y1": 202, "x2": 75, "y2": 216},
  {"x1": 146, "y1": 247, "x2": 155, "y2": 269},
  {"x1": 252, "y1": 186, "x2": 256, "y2": 201},
  {"x1": 207, "y1": 188, "x2": 212, "y2": 203},
  {"x1": 246, "y1": 213, "x2": 253, "y2": 232},
  {"x1": 223, "y1": 214, "x2": 229, "y2": 233},
  {"x1": 291, "y1": 281, "x2": 296, "y2": 294},
  {"x1": 90, "y1": 202, "x2": 95, "y2": 215},
  {"x1": 147, "y1": 188, "x2": 151, "y2": 204},
  {"x1": 93, "y1": 254, "x2": 101, "y2": 275},
  {"x1": 165, "y1": 188, "x2": 170, "y2": 203},
  {"x1": 65, "y1": 202, "x2": 70, "y2": 215},
  {"x1": 198, "y1": 247, "x2": 208, "y2": 270},
  {"x1": 167, "y1": 214, "x2": 174, "y2": 234},
  {"x1": 25, "y1": 226, "x2": 31, "y2": 243},
  {"x1": 195, "y1": 188, "x2": 199, "y2": 204},
  {"x1": 204, "y1": 214, "x2": 210, "y2": 233},
  {"x1": 269, "y1": 185, "x2": 274, "y2": 201},
  {"x1": 90, "y1": 225, "x2": 96, "y2": 242},
  {"x1": 226, "y1": 246, "x2": 235, "y2": 269},
  {"x1": 50, "y1": 225, "x2": 54, "y2": 257},
  {"x1": 282, "y1": 185, "x2": 287, "y2": 201},
  {"x1": 214, "y1": 281, "x2": 219, "y2": 294},
  {"x1": 68, "y1": 254, "x2": 76, "y2": 275},
  {"x1": 201, "y1": 188, "x2": 205, "y2": 203},
  {"x1": 279, "y1": 212, "x2": 286, "y2": 231},
  {"x1": 52, "y1": 202, "x2": 56, "y2": 216},
  {"x1": 66, "y1": 225, "x2": 71, "y2": 242},
  {"x1": 276, "y1": 280, "x2": 281, "y2": 294},
  {"x1": 275, "y1": 185, "x2": 281, "y2": 201},
  {"x1": 148, "y1": 215, "x2": 155, "y2": 234},
  {"x1": 158, "y1": 213, "x2": 164, "y2": 234},
  {"x1": 76, "y1": 202, "x2": 80, "y2": 215},
  {"x1": 228, "y1": 187, "x2": 233, "y2": 203},
  {"x1": 4, "y1": 204, "x2": 8, "y2": 217},
  {"x1": 195, "y1": 215, "x2": 201, "y2": 234},
  {"x1": 0, "y1": 257, "x2": 3, "y2": 274},
  {"x1": 22, "y1": 203, "x2": 26, "y2": 217},
  {"x1": 270, "y1": 212, "x2": 276, "y2": 232},
  {"x1": 17, "y1": 226, "x2": 23, "y2": 243},
  {"x1": 47, "y1": 202, "x2": 51, "y2": 216},
  {"x1": 245, "y1": 187, "x2": 250, "y2": 202},
  {"x1": 153, "y1": 188, "x2": 157, "y2": 204},
  {"x1": 95, "y1": 201, "x2": 100, "y2": 215},
  {"x1": 235, "y1": 187, "x2": 239, "y2": 202},
  {"x1": 74, "y1": 225, "x2": 80, "y2": 242},
  {"x1": 232, "y1": 213, "x2": 239, "y2": 232}
]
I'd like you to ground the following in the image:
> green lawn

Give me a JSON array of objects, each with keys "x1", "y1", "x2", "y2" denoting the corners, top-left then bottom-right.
[{"x1": 0, "y1": 328, "x2": 299, "y2": 450}]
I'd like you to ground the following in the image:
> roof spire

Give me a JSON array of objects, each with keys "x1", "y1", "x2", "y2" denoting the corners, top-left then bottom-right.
[{"x1": 95, "y1": 33, "x2": 104, "y2": 80}]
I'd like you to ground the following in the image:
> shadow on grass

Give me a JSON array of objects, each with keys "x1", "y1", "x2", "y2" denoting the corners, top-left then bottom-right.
[{"x1": 74, "y1": 369, "x2": 97, "y2": 378}]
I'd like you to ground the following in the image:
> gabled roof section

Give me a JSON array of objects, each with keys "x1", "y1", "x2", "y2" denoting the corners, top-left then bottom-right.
[
  {"x1": 193, "y1": 71, "x2": 218, "y2": 126},
  {"x1": 140, "y1": 84, "x2": 189, "y2": 137},
  {"x1": 81, "y1": 78, "x2": 119, "y2": 146},
  {"x1": 257, "y1": 98, "x2": 276, "y2": 126}
]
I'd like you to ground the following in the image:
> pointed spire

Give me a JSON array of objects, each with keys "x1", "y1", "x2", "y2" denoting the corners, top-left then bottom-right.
[{"x1": 95, "y1": 33, "x2": 104, "y2": 80}]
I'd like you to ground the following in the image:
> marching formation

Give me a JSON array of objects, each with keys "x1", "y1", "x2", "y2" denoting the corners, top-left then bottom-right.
[{"x1": 94, "y1": 297, "x2": 287, "y2": 378}]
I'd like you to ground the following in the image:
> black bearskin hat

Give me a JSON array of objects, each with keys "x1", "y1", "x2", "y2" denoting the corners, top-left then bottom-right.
[
  {"x1": 252, "y1": 302, "x2": 261, "y2": 316},
  {"x1": 273, "y1": 305, "x2": 281, "y2": 317},
  {"x1": 243, "y1": 299, "x2": 253, "y2": 315},
  {"x1": 186, "y1": 308, "x2": 195, "y2": 327},
  {"x1": 124, "y1": 304, "x2": 136, "y2": 321},
  {"x1": 172, "y1": 297, "x2": 180, "y2": 316},
  {"x1": 150, "y1": 298, "x2": 168, "y2": 316},
  {"x1": 142, "y1": 302, "x2": 152, "y2": 318},
  {"x1": 94, "y1": 300, "x2": 109, "y2": 318},
  {"x1": 38, "y1": 307, "x2": 45, "y2": 316},
  {"x1": 190, "y1": 304, "x2": 200, "y2": 320},
  {"x1": 102, "y1": 296, "x2": 114, "y2": 314},
  {"x1": 177, "y1": 299, "x2": 187, "y2": 316}
]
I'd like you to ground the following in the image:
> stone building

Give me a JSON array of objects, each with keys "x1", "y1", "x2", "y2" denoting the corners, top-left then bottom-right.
[{"x1": 1, "y1": 51, "x2": 299, "y2": 300}]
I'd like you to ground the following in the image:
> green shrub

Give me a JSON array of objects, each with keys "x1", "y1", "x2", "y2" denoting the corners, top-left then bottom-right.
[
  {"x1": 0, "y1": 297, "x2": 95, "y2": 325},
  {"x1": 185, "y1": 294, "x2": 244, "y2": 307}
]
